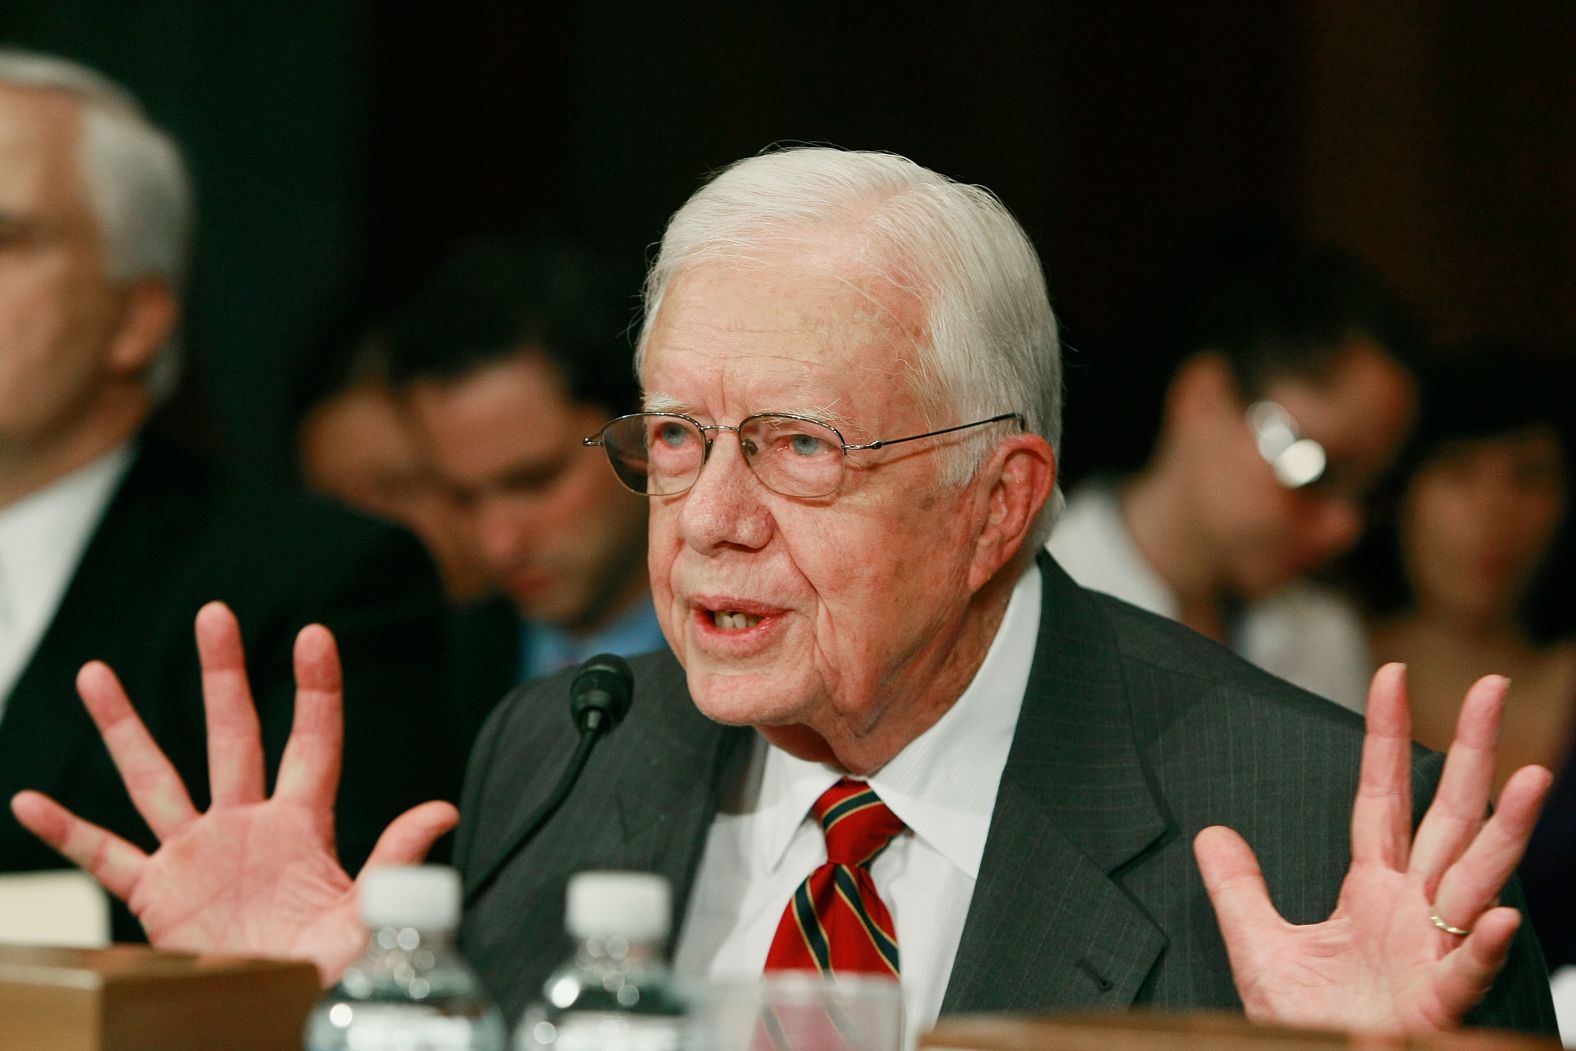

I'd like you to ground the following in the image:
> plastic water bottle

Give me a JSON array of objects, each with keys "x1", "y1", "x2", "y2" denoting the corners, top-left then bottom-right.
[
  {"x1": 305, "y1": 865, "x2": 508, "y2": 1050},
  {"x1": 515, "y1": 871, "x2": 693, "y2": 1050}
]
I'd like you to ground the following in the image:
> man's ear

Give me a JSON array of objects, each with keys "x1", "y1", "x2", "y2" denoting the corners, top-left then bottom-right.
[
  {"x1": 967, "y1": 433, "x2": 1056, "y2": 592},
  {"x1": 106, "y1": 278, "x2": 179, "y2": 380},
  {"x1": 1165, "y1": 353, "x2": 1241, "y2": 431}
]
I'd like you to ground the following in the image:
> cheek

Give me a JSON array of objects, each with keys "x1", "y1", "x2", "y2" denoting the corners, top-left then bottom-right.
[
  {"x1": 647, "y1": 504, "x2": 682, "y2": 592},
  {"x1": 0, "y1": 284, "x2": 59, "y2": 366},
  {"x1": 1405, "y1": 483, "x2": 1476, "y2": 554},
  {"x1": 801, "y1": 504, "x2": 966, "y2": 651},
  {"x1": 1514, "y1": 494, "x2": 1566, "y2": 553},
  {"x1": 0, "y1": 289, "x2": 93, "y2": 430},
  {"x1": 1400, "y1": 492, "x2": 1470, "y2": 584},
  {"x1": 1402, "y1": 521, "x2": 1457, "y2": 579},
  {"x1": 549, "y1": 458, "x2": 634, "y2": 536},
  {"x1": 1213, "y1": 480, "x2": 1295, "y2": 547},
  {"x1": 569, "y1": 502, "x2": 646, "y2": 582}
]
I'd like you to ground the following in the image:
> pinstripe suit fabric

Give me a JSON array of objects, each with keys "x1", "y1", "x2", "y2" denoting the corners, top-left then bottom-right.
[{"x1": 456, "y1": 553, "x2": 1557, "y2": 1034}]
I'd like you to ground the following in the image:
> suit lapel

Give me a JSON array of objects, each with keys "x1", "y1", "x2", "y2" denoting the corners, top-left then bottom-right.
[
  {"x1": 942, "y1": 553, "x2": 1169, "y2": 1014},
  {"x1": 612, "y1": 684, "x2": 753, "y2": 951}
]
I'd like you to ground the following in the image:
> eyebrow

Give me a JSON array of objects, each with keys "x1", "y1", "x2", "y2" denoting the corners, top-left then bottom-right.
[
  {"x1": 640, "y1": 391, "x2": 856, "y2": 432},
  {"x1": 641, "y1": 391, "x2": 687, "y2": 413}
]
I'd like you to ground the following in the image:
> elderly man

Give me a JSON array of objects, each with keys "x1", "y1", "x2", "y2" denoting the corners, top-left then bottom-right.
[
  {"x1": 11, "y1": 149, "x2": 1557, "y2": 1040},
  {"x1": 0, "y1": 49, "x2": 455, "y2": 935}
]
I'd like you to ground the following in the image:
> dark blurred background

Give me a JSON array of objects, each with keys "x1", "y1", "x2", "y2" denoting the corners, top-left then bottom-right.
[{"x1": 5, "y1": 1, "x2": 1572, "y2": 484}]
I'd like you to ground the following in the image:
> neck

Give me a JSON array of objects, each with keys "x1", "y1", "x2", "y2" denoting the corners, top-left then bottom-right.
[
  {"x1": 1392, "y1": 608, "x2": 1533, "y2": 655},
  {"x1": 1119, "y1": 468, "x2": 1228, "y2": 638},
  {"x1": 760, "y1": 560, "x2": 1021, "y2": 776}
]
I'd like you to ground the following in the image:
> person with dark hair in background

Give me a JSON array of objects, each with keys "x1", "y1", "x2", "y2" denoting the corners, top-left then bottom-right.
[
  {"x1": 1356, "y1": 343, "x2": 1576, "y2": 974},
  {"x1": 384, "y1": 234, "x2": 661, "y2": 688},
  {"x1": 0, "y1": 48, "x2": 456, "y2": 937},
  {"x1": 1051, "y1": 231, "x2": 1418, "y2": 710},
  {"x1": 294, "y1": 326, "x2": 493, "y2": 603}
]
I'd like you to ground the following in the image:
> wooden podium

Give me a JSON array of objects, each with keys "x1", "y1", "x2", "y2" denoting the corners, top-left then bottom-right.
[
  {"x1": 0, "y1": 944, "x2": 321, "y2": 1051},
  {"x1": 921, "y1": 1010, "x2": 1564, "y2": 1050}
]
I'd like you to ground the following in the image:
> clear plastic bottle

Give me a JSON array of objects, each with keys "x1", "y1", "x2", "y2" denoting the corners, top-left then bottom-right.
[
  {"x1": 515, "y1": 871, "x2": 693, "y2": 1051},
  {"x1": 305, "y1": 865, "x2": 508, "y2": 1051}
]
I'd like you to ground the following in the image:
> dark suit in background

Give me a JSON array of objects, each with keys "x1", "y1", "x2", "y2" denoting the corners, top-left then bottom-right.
[
  {"x1": 439, "y1": 594, "x2": 523, "y2": 792},
  {"x1": 453, "y1": 554, "x2": 1556, "y2": 1033},
  {"x1": 0, "y1": 430, "x2": 460, "y2": 939}
]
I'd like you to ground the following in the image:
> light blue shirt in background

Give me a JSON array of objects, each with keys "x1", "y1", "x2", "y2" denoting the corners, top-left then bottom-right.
[{"x1": 518, "y1": 592, "x2": 667, "y2": 683}]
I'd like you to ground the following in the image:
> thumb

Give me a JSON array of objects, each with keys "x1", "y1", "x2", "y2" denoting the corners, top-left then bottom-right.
[
  {"x1": 1194, "y1": 825, "x2": 1287, "y2": 964},
  {"x1": 357, "y1": 801, "x2": 461, "y2": 874}
]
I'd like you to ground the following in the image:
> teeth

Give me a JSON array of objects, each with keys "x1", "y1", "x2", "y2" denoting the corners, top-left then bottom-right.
[{"x1": 712, "y1": 610, "x2": 763, "y2": 630}]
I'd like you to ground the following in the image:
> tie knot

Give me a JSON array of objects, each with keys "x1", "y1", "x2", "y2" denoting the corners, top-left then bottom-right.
[{"x1": 812, "y1": 778, "x2": 905, "y2": 866}]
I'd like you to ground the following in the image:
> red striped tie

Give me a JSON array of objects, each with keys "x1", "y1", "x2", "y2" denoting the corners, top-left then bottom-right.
[{"x1": 765, "y1": 778, "x2": 906, "y2": 977}]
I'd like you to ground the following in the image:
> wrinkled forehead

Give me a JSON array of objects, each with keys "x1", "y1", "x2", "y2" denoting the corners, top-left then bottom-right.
[
  {"x1": 639, "y1": 255, "x2": 934, "y2": 423},
  {"x1": 0, "y1": 85, "x2": 86, "y2": 196}
]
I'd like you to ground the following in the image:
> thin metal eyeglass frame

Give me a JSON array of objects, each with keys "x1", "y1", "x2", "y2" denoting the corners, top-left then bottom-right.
[
  {"x1": 1245, "y1": 399, "x2": 1328, "y2": 490},
  {"x1": 582, "y1": 410, "x2": 1026, "y2": 498}
]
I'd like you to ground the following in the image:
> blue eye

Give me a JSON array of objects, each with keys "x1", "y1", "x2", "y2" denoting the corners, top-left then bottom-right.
[
  {"x1": 789, "y1": 432, "x2": 832, "y2": 457},
  {"x1": 656, "y1": 422, "x2": 693, "y2": 448}
]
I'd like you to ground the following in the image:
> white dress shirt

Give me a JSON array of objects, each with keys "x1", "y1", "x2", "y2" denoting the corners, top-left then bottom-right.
[
  {"x1": 673, "y1": 563, "x2": 1041, "y2": 1047},
  {"x1": 0, "y1": 446, "x2": 134, "y2": 716},
  {"x1": 1048, "y1": 480, "x2": 1372, "y2": 711}
]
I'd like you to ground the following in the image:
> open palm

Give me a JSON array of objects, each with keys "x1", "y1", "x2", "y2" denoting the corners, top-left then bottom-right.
[
  {"x1": 1195, "y1": 664, "x2": 1552, "y2": 1033},
  {"x1": 10, "y1": 602, "x2": 457, "y2": 983}
]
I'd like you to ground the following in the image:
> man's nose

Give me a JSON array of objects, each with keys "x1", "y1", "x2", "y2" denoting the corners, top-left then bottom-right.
[
  {"x1": 675, "y1": 432, "x2": 772, "y2": 554},
  {"x1": 472, "y1": 496, "x2": 530, "y2": 566}
]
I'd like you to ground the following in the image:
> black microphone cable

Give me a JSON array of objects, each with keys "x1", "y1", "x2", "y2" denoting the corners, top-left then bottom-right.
[{"x1": 462, "y1": 653, "x2": 633, "y2": 908}]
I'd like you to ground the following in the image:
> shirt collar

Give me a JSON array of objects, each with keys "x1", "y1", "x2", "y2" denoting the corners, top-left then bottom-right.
[
  {"x1": 0, "y1": 444, "x2": 134, "y2": 630},
  {"x1": 754, "y1": 561, "x2": 1042, "y2": 879}
]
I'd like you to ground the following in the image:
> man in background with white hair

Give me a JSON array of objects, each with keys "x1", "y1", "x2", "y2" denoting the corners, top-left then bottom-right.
[
  {"x1": 12, "y1": 146, "x2": 1560, "y2": 1042},
  {"x1": 0, "y1": 48, "x2": 457, "y2": 939}
]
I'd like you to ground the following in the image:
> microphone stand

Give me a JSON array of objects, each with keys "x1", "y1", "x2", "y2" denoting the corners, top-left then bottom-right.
[
  {"x1": 461, "y1": 654, "x2": 633, "y2": 909},
  {"x1": 461, "y1": 726, "x2": 603, "y2": 908}
]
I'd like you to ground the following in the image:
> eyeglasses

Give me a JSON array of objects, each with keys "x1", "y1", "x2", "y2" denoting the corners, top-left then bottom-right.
[
  {"x1": 583, "y1": 411, "x2": 1025, "y2": 499},
  {"x1": 1246, "y1": 400, "x2": 1327, "y2": 489}
]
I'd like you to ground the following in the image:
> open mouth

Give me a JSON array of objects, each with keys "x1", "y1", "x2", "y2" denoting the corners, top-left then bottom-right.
[{"x1": 711, "y1": 610, "x2": 764, "y2": 630}]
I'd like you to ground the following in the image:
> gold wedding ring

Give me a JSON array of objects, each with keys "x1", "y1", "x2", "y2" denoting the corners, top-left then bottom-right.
[{"x1": 1429, "y1": 908, "x2": 1472, "y2": 937}]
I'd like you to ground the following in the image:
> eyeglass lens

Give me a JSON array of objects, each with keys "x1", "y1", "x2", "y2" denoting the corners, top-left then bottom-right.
[{"x1": 597, "y1": 414, "x2": 848, "y2": 498}]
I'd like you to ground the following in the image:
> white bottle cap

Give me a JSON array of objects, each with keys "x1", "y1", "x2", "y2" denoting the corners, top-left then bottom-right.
[
  {"x1": 565, "y1": 871, "x2": 671, "y2": 943},
  {"x1": 360, "y1": 865, "x2": 461, "y2": 932}
]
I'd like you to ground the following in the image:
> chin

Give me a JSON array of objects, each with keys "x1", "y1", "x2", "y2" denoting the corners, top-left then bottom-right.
[
  {"x1": 684, "y1": 664, "x2": 811, "y2": 728},
  {"x1": 1234, "y1": 561, "x2": 1302, "y2": 600}
]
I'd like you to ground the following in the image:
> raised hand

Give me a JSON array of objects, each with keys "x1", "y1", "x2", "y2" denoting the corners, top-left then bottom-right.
[
  {"x1": 1194, "y1": 663, "x2": 1553, "y2": 1034},
  {"x1": 9, "y1": 602, "x2": 458, "y2": 984}
]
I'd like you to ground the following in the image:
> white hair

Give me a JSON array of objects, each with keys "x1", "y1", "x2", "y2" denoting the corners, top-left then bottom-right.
[
  {"x1": 0, "y1": 48, "x2": 193, "y2": 399},
  {"x1": 636, "y1": 147, "x2": 1063, "y2": 537}
]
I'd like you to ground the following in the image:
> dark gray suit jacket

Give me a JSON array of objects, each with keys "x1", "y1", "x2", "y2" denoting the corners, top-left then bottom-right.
[{"x1": 454, "y1": 554, "x2": 1556, "y2": 1033}]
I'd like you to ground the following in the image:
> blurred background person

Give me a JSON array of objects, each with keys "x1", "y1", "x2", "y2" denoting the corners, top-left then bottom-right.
[
  {"x1": 1354, "y1": 342, "x2": 1576, "y2": 973},
  {"x1": 384, "y1": 233, "x2": 659, "y2": 693},
  {"x1": 1051, "y1": 230, "x2": 1419, "y2": 710},
  {"x1": 294, "y1": 323, "x2": 494, "y2": 602},
  {"x1": 0, "y1": 48, "x2": 457, "y2": 940},
  {"x1": 289, "y1": 311, "x2": 520, "y2": 781}
]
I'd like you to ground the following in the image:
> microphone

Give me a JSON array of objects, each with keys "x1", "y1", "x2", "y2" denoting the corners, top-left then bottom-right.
[
  {"x1": 569, "y1": 653, "x2": 634, "y2": 735},
  {"x1": 462, "y1": 654, "x2": 635, "y2": 908}
]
